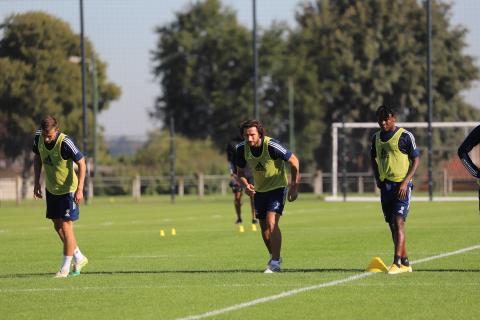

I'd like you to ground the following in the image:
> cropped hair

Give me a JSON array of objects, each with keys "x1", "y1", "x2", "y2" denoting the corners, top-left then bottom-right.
[
  {"x1": 239, "y1": 119, "x2": 264, "y2": 137},
  {"x1": 375, "y1": 105, "x2": 395, "y2": 120},
  {"x1": 40, "y1": 115, "x2": 58, "y2": 132}
]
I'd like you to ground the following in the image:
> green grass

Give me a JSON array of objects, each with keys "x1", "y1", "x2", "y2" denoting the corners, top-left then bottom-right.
[{"x1": 1, "y1": 195, "x2": 479, "y2": 319}]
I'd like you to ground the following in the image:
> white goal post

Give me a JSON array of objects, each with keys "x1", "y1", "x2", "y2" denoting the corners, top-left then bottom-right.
[{"x1": 330, "y1": 121, "x2": 480, "y2": 200}]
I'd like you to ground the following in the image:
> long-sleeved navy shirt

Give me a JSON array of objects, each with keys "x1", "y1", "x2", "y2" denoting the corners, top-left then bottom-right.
[{"x1": 458, "y1": 125, "x2": 480, "y2": 178}]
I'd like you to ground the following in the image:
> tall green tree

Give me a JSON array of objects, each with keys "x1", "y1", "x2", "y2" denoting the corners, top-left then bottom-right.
[
  {"x1": 0, "y1": 12, "x2": 121, "y2": 196},
  {"x1": 151, "y1": 0, "x2": 253, "y2": 149},
  {"x1": 293, "y1": 0, "x2": 479, "y2": 170}
]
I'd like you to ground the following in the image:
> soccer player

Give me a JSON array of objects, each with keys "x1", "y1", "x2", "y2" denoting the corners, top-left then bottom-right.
[
  {"x1": 458, "y1": 124, "x2": 480, "y2": 179},
  {"x1": 33, "y1": 116, "x2": 88, "y2": 278},
  {"x1": 458, "y1": 124, "x2": 480, "y2": 210},
  {"x1": 226, "y1": 135, "x2": 256, "y2": 224},
  {"x1": 370, "y1": 106, "x2": 420, "y2": 275},
  {"x1": 235, "y1": 119, "x2": 300, "y2": 273}
]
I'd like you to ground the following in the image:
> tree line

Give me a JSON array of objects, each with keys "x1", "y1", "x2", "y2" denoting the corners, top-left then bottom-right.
[{"x1": 0, "y1": 0, "x2": 478, "y2": 189}]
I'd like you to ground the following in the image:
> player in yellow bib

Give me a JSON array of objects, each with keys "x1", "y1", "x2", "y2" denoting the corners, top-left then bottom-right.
[
  {"x1": 33, "y1": 116, "x2": 88, "y2": 278},
  {"x1": 371, "y1": 106, "x2": 420, "y2": 275},
  {"x1": 235, "y1": 120, "x2": 300, "y2": 273}
]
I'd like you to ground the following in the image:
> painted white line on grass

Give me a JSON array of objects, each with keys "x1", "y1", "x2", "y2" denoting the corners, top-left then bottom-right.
[
  {"x1": 0, "y1": 283, "x2": 294, "y2": 293},
  {"x1": 177, "y1": 244, "x2": 480, "y2": 320},
  {"x1": 410, "y1": 245, "x2": 480, "y2": 265}
]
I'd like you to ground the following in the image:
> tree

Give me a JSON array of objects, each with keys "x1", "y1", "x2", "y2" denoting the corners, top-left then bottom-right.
[
  {"x1": 293, "y1": 0, "x2": 479, "y2": 170},
  {"x1": 151, "y1": 0, "x2": 253, "y2": 149},
  {"x1": 0, "y1": 12, "x2": 121, "y2": 197},
  {"x1": 135, "y1": 130, "x2": 225, "y2": 176}
]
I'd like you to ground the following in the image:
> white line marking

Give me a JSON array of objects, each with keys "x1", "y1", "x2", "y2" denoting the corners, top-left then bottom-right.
[
  {"x1": 177, "y1": 244, "x2": 480, "y2": 320},
  {"x1": 410, "y1": 245, "x2": 480, "y2": 265},
  {"x1": 0, "y1": 283, "x2": 293, "y2": 293}
]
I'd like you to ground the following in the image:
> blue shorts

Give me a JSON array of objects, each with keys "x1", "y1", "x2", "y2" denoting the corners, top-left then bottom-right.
[
  {"x1": 45, "y1": 189, "x2": 79, "y2": 221},
  {"x1": 380, "y1": 180, "x2": 413, "y2": 223},
  {"x1": 254, "y1": 187, "x2": 287, "y2": 219}
]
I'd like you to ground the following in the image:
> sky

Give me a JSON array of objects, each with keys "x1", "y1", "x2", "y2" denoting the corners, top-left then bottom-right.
[{"x1": 1, "y1": 0, "x2": 479, "y2": 138}]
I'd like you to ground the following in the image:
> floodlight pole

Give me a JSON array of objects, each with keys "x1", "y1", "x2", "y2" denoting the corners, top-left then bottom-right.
[
  {"x1": 79, "y1": 0, "x2": 89, "y2": 204},
  {"x1": 91, "y1": 53, "x2": 98, "y2": 181},
  {"x1": 169, "y1": 115, "x2": 176, "y2": 204},
  {"x1": 427, "y1": 0, "x2": 433, "y2": 201},
  {"x1": 341, "y1": 115, "x2": 347, "y2": 202},
  {"x1": 288, "y1": 78, "x2": 295, "y2": 153},
  {"x1": 252, "y1": 0, "x2": 259, "y2": 120}
]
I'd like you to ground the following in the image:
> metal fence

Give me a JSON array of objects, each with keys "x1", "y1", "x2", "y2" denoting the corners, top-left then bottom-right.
[{"x1": 2, "y1": 171, "x2": 477, "y2": 202}]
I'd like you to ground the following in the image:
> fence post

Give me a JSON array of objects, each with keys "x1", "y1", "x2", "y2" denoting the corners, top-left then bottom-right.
[
  {"x1": 88, "y1": 177, "x2": 94, "y2": 200},
  {"x1": 221, "y1": 178, "x2": 227, "y2": 195},
  {"x1": 374, "y1": 177, "x2": 379, "y2": 195},
  {"x1": 314, "y1": 170, "x2": 323, "y2": 195},
  {"x1": 16, "y1": 176, "x2": 21, "y2": 205},
  {"x1": 358, "y1": 175, "x2": 364, "y2": 194},
  {"x1": 443, "y1": 168, "x2": 448, "y2": 196},
  {"x1": 178, "y1": 176, "x2": 184, "y2": 196},
  {"x1": 198, "y1": 173, "x2": 204, "y2": 198},
  {"x1": 132, "y1": 175, "x2": 141, "y2": 201}
]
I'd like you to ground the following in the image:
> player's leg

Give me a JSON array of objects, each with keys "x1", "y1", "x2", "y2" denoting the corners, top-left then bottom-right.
[
  {"x1": 258, "y1": 218, "x2": 272, "y2": 254},
  {"x1": 255, "y1": 192, "x2": 272, "y2": 267},
  {"x1": 263, "y1": 188, "x2": 286, "y2": 273},
  {"x1": 65, "y1": 192, "x2": 88, "y2": 276},
  {"x1": 233, "y1": 191, "x2": 242, "y2": 223},
  {"x1": 396, "y1": 182, "x2": 412, "y2": 272},
  {"x1": 52, "y1": 218, "x2": 76, "y2": 277},
  {"x1": 267, "y1": 212, "x2": 282, "y2": 261},
  {"x1": 249, "y1": 194, "x2": 257, "y2": 224},
  {"x1": 389, "y1": 182, "x2": 412, "y2": 274}
]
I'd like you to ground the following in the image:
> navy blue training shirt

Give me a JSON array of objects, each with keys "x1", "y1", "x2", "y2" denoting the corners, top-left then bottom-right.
[
  {"x1": 235, "y1": 137, "x2": 292, "y2": 169},
  {"x1": 32, "y1": 130, "x2": 84, "y2": 162},
  {"x1": 370, "y1": 127, "x2": 420, "y2": 160}
]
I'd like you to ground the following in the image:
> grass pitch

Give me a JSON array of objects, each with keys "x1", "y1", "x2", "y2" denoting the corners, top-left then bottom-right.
[{"x1": 0, "y1": 194, "x2": 479, "y2": 319}]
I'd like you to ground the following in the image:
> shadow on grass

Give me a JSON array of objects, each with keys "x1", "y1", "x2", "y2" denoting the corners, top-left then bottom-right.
[{"x1": 2, "y1": 268, "x2": 479, "y2": 278}]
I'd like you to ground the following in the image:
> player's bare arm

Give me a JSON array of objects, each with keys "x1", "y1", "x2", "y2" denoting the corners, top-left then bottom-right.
[
  {"x1": 287, "y1": 154, "x2": 300, "y2": 202},
  {"x1": 398, "y1": 156, "x2": 420, "y2": 200},
  {"x1": 33, "y1": 154, "x2": 43, "y2": 199},
  {"x1": 237, "y1": 166, "x2": 255, "y2": 196},
  {"x1": 370, "y1": 157, "x2": 381, "y2": 188},
  {"x1": 74, "y1": 157, "x2": 86, "y2": 204}
]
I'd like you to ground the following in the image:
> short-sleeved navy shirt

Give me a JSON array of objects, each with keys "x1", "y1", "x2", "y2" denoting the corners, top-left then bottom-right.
[
  {"x1": 235, "y1": 137, "x2": 292, "y2": 168},
  {"x1": 32, "y1": 130, "x2": 84, "y2": 162},
  {"x1": 370, "y1": 127, "x2": 420, "y2": 160}
]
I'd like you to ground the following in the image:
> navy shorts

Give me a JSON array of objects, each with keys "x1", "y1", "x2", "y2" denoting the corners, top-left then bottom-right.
[
  {"x1": 380, "y1": 180, "x2": 413, "y2": 223},
  {"x1": 254, "y1": 187, "x2": 287, "y2": 219},
  {"x1": 45, "y1": 189, "x2": 79, "y2": 221}
]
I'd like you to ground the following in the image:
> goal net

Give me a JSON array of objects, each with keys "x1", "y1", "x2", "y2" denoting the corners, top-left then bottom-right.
[{"x1": 328, "y1": 121, "x2": 480, "y2": 201}]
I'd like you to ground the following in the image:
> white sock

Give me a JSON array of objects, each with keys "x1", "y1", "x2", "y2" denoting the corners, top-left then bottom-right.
[
  {"x1": 73, "y1": 247, "x2": 85, "y2": 262},
  {"x1": 61, "y1": 256, "x2": 73, "y2": 273}
]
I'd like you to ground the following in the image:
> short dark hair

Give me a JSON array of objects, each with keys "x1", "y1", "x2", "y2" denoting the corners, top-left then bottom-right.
[
  {"x1": 239, "y1": 119, "x2": 264, "y2": 137},
  {"x1": 40, "y1": 116, "x2": 58, "y2": 132},
  {"x1": 375, "y1": 105, "x2": 395, "y2": 120}
]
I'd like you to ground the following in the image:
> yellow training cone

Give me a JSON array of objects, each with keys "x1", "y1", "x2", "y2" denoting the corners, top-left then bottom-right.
[
  {"x1": 160, "y1": 229, "x2": 165, "y2": 237},
  {"x1": 171, "y1": 228, "x2": 177, "y2": 236},
  {"x1": 251, "y1": 224, "x2": 257, "y2": 232},
  {"x1": 239, "y1": 225, "x2": 245, "y2": 233},
  {"x1": 366, "y1": 256, "x2": 388, "y2": 273}
]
